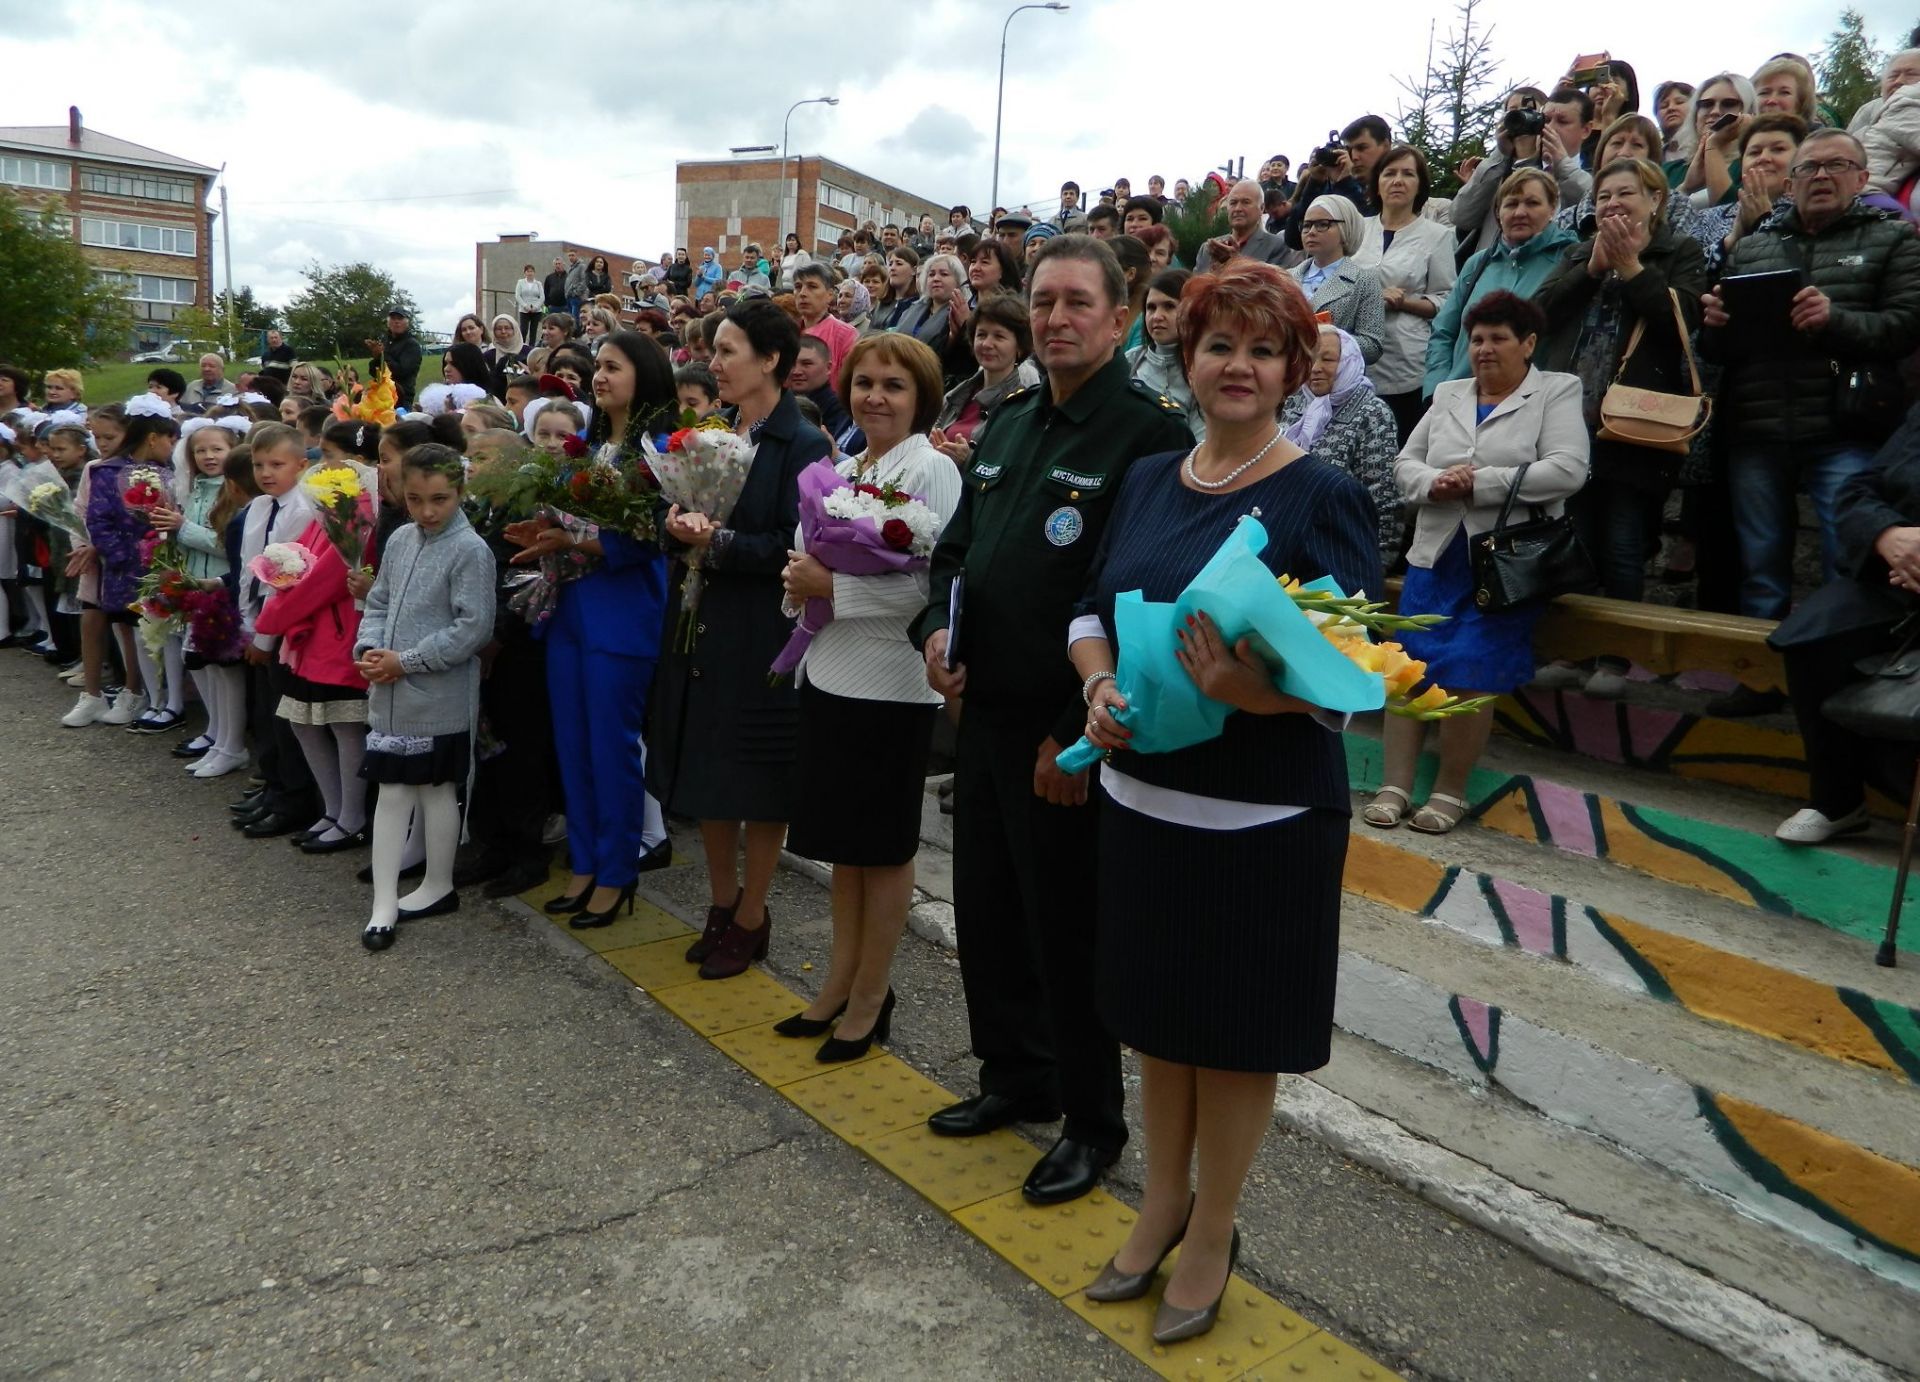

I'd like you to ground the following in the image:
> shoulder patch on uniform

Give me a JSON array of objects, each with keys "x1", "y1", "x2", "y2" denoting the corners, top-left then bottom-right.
[
  {"x1": 1127, "y1": 379, "x2": 1185, "y2": 412},
  {"x1": 1001, "y1": 385, "x2": 1033, "y2": 405}
]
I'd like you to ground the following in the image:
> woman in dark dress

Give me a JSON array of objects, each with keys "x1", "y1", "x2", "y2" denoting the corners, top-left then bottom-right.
[
  {"x1": 1070, "y1": 261, "x2": 1382, "y2": 1345},
  {"x1": 650, "y1": 298, "x2": 832, "y2": 979}
]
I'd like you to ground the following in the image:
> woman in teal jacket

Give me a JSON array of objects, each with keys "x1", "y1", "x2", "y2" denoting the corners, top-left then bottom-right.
[{"x1": 1424, "y1": 168, "x2": 1576, "y2": 396}]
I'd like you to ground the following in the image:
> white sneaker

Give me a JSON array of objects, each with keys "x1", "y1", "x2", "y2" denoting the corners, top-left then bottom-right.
[
  {"x1": 61, "y1": 692, "x2": 110, "y2": 727},
  {"x1": 193, "y1": 750, "x2": 250, "y2": 779},
  {"x1": 1533, "y1": 660, "x2": 1587, "y2": 689},
  {"x1": 1583, "y1": 668, "x2": 1631, "y2": 699},
  {"x1": 60, "y1": 667, "x2": 87, "y2": 686},
  {"x1": 1776, "y1": 806, "x2": 1870, "y2": 845},
  {"x1": 100, "y1": 693, "x2": 145, "y2": 726},
  {"x1": 542, "y1": 813, "x2": 568, "y2": 845}
]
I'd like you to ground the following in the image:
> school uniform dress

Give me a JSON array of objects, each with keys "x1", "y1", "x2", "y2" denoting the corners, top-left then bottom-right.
[
  {"x1": 1079, "y1": 453, "x2": 1382, "y2": 1072},
  {"x1": 174, "y1": 475, "x2": 239, "y2": 668},
  {"x1": 785, "y1": 435, "x2": 963, "y2": 867},
  {"x1": 541, "y1": 450, "x2": 671, "y2": 889},
  {"x1": 649, "y1": 392, "x2": 831, "y2": 821}
]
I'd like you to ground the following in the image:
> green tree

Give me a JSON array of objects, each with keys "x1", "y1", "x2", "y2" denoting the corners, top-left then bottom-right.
[
  {"x1": 1396, "y1": 0, "x2": 1506, "y2": 197},
  {"x1": 1164, "y1": 181, "x2": 1228, "y2": 271},
  {"x1": 1817, "y1": 8, "x2": 1884, "y2": 129},
  {"x1": 0, "y1": 191, "x2": 131, "y2": 367},
  {"x1": 284, "y1": 261, "x2": 419, "y2": 361}
]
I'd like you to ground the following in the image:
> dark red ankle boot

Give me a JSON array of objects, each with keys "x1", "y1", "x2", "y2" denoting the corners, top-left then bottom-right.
[
  {"x1": 685, "y1": 890, "x2": 741, "y2": 963},
  {"x1": 698, "y1": 905, "x2": 772, "y2": 980}
]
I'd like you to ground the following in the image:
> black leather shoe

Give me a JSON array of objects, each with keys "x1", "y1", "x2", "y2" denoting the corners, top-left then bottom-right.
[
  {"x1": 635, "y1": 839, "x2": 673, "y2": 873},
  {"x1": 230, "y1": 804, "x2": 273, "y2": 829},
  {"x1": 1022, "y1": 1137, "x2": 1120, "y2": 1205},
  {"x1": 241, "y1": 811, "x2": 304, "y2": 838},
  {"x1": 300, "y1": 829, "x2": 369, "y2": 855},
  {"x1": 927, "y1": 1092, "x2": 1061, "y2": 1139},
  {"x1": 362, "y1": 923, "x2": 396, "y2": 952},
  {"x1": 289, "y1": 819, "x2": 337, "y2": 846},
  {"x1": 451, "y1": 851, "x2": 510, "y2": 889},
  {"x1": 397, "y1": 891, "x2": 460, "y2": 923},
  {"x1": 171, "y1": 736, "x2": 212, "y2": 760},
  {"x1": 358, "y1": 860, "x2": 426, "y2": 885},
  {"x1": 227, "y1": 789, "x2": 266, "y2": 813}
]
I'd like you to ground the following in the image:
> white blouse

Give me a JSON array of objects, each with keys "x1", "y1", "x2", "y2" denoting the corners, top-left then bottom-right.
[
  {"x1": 1354, "y1": 215, "x2": 1458, "y2": 397},
  {"x1": 793, "y1": 433, "x2": 963, "y2": 704}
]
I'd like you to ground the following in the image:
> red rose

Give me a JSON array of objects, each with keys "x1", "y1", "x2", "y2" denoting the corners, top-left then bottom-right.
[
  {"x1": 125, "y1": 482, "x2": 160, "y2": 508},
  {"x1": 632, "y1": 459, "x2": 658, "y2": 488},
  {"x1": 856, "y1": 483, "x2": 884, "y2": 498},
  {"x1": 569, "y1": 471, "x2": 594, "y2": 500},
  {"x1": 561, "y1": 435, "x2": 587, "y2": 459},
  {"x1": 667, "y1": 428, "x2": 693, "y2": 453},
  {"x1": 881, "y1": 518, "x2": 912, "y2": 552}
]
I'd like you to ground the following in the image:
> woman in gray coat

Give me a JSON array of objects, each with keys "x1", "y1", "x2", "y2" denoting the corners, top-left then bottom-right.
[{"x1": 1287, "y1": 195, "x2": 1387, "y2": 366}]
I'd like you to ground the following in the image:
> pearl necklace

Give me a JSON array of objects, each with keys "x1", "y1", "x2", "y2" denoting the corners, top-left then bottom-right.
[{"x1": 1183, "y1": 427, "x2": 1283, "y2": 490}]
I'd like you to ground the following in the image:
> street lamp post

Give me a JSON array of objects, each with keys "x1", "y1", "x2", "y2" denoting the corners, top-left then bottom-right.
[
  {"x1": 990, "y1": 3, "x2": 1068, "y2": 218},
  {"x1": 781, "y1": 96, "x2": 839, "y2": 250}
]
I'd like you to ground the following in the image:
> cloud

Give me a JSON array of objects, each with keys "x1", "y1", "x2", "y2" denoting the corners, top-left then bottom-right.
[{"x1": 884, "y1": 106, "x2": 983, "y2": 163}]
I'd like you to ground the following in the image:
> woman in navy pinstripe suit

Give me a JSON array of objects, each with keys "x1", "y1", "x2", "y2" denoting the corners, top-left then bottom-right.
[{"x1": 1069, "y1": 261, "x2": 1382, "y2": 1344}]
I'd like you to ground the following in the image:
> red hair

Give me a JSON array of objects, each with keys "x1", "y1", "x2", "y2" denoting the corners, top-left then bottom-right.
[
  {"x1": 1134, "y1": 224, "x2": 1173, "y2": 255},
  {"x1": 1176, "y1": 259, "x2": 1318, "y2": 386}
]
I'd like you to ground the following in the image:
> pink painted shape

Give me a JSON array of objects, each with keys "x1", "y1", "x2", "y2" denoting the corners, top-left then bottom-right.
[
  {"x1": 1561, "y1": 693, "x2": 1628, "y2": 765},
  {"x1": 1490, "y1": 878, "x2": 1557, "y2": 956},
  {"x1": 1676, "y1": 669, "x2": 1738, "y2": 693},
  {"x1": 1532, "y1": 779, "x2": 1600, "y2": 857},
  {"x1": 1456, "y1": 996, "x2": 1496, "y2": 1064},
  {"x1": 1623, "y1": 704, "x2": 1688, "y2": 764}
]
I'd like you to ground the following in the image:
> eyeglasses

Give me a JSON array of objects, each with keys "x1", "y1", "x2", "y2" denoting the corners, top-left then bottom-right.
[
  {"x1": 1699, "y1": 98, "x2": 1745, "y2": 111},
  {"x1": 1790, "y1": 157, "x2": 1864, "y2": 178},
  {"x1": 1300, "y1": 219, "x2": 1339, "y2": 232}
]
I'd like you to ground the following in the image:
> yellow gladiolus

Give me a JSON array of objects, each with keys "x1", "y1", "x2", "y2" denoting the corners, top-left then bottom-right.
[{"x1": 1401, "y1": 685, "x2": 1452, "y2": 714}]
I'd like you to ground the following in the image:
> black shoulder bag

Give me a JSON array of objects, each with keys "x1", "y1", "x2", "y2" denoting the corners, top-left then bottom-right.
[{"x1": 1469, "y1": 461, "x2": 1598, "y2": 612}]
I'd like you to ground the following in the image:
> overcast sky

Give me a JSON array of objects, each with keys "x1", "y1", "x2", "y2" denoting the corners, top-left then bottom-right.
[{"x1": 5, "y1": 0, "x2": 1912, "y2": 334}]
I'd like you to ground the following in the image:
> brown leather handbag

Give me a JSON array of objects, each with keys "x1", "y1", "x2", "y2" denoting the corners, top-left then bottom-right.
[{"x1": 1596, "y1": 288, "x2": 1710, "y2": 456}]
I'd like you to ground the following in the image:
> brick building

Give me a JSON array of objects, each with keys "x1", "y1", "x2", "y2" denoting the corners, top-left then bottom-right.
[
  {"x1": 0, "y1": 109, "x2": 217, "y2": 352},
  {"x1": 675, "y1": 155, "x2": 952, "y2": 262},
  {"x1": 473, "y1": 235, "x2": 651, "y2": 324}
]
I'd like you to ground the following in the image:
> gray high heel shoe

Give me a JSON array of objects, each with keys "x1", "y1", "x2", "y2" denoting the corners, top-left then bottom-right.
[
  {"x1": 1151, "y1": 1226, "x2": 1239, "y2": 1345},
  {"x1": 1085, "y1": 1199, "x2": 1193, "y2": 1303}
]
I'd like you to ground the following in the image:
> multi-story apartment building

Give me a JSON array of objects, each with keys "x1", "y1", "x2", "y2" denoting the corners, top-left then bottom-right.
[{"x1": 0, "y1": 108, "x2": 217, "y2": 352}]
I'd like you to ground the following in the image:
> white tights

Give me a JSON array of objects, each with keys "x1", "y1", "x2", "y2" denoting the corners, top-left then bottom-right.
[
  {"x1": 133, "y1": 633, "x2": 187, "y2": 715},
  {"x1": 367, "y1": 782, "x2": 459, "y2": 931},
  {"x1": 21, "y1": 585, "x2": 48, "y2": 639},
  {"x1": 288, "y1": 720, "x2": 369, "y2": 837},
  {"x1": 199, "y1": 664, "x2": 247, "y2": 760}
]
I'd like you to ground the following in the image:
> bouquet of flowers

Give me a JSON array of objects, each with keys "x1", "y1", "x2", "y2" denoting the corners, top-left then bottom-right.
[
  {"x1": 1055, "y1": 515, "x2": 1489, "y2": 774},
  {"x1": 122, "y1": 466, "x2": 168, "y2": 514},
  {"x1": 333, "y1": 362, "x2": 398, "y2": 426},
  {"x1": 643, "y1": 417, "x2": 756, "y2": 649},
  {"x1": 769, "y1": 460, "x2": 943, "y2": 681},
  {"x1": 248, "y1": 542, "x2": 311, "y2": 592},
  {"x1": 0, "y1": 461, "x2": 87, "y2": 541},
  {"x1": 182, "y1": 583, "x2": 247, "y2": 663},
  {"x1": 131, "y1": 535, "x2": 193, "y2": 658},
  {"x1": 300, "y1": 464, "x2": 375, "y2": 601}
]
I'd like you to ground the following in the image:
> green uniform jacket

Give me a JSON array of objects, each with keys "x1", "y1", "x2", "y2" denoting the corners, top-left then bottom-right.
[{"x1": 912, "y1": 353, "x2": 1193, "y2": 750}]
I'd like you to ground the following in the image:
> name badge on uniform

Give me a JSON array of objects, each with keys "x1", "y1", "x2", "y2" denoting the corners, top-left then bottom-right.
[
  {"x1": 1044, "y1": 506, "x2": 1084, "y2": 547},
  {"x1": 970, "y1": 461, "x2": 1003, "y2": 485}
]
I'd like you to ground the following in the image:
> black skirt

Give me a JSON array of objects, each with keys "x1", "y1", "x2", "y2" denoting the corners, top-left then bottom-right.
[
  {"x1": 277, "y1": 670, "x2": 367, "y2": 725},
  {"x1": 1096, "y1": 799, "x2": 1348, "y2": 1073},
  {"x1": 360, "y1": 730, "x2": 471, "y2": 787},
  {"x1": 784, "y1": 682, "x2": 936, "y2": 867}
]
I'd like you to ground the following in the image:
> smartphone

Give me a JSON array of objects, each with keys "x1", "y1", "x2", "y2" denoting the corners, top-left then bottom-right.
[
  {"x1": 1569, "y1": 51, "x2": 1612, "y2": 85},
  {"x1": 1710, "y1": 113, "x2": 1740, "y2": 132}
]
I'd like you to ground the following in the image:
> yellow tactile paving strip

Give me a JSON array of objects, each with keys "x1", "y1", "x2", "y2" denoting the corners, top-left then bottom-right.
[{"x1": 521, "y1": 870, "x2": 1401, "y2": 1381}]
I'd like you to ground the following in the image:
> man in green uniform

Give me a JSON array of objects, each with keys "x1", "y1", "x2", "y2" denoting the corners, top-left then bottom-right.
[{"x1": 913, "y1": 235, "x2": 1192, "y2": 1204}]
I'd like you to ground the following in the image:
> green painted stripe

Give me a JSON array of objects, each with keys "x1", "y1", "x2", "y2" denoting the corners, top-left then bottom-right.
[
  {"x1": 1693, "y1": 1087, "x2": 1920, "y2": 1266},
  {"x1": 1838, "y1": 989, "x2": 1920, "y2": 1085}
]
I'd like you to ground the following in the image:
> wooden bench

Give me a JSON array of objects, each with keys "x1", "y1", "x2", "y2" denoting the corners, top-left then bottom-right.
[{"x1": 1383, "y1": 580, "x2": 1783, "y2": 689}]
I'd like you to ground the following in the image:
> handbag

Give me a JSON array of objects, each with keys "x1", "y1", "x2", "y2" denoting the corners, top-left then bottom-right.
[
  {"x1": 1832, "y1": 360, "x2": 1908, "y2": 447},
  {"x1": 1823, "y1": 620, "x2": 1920, "y2": 742},
  {"x1": 1596, "y1": 288, "x2": 1711, "y2": 455},
  {"x1": 1470, "y1": 462, "x2": 1598, "y2": 612}
]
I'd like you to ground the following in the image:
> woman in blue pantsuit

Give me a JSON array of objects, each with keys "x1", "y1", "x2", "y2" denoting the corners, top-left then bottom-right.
[{"x1": 507, "y1": 330, "x2": 676, "y2": 928}]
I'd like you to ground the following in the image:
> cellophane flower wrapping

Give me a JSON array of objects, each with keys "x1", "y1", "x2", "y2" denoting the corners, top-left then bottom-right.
[
  {"x1": 0, "y1": 461, "x2": 87, "y2": 542},
  {"x1": 300, "y1": 464, "x2": 375, "y2": 576},
  {"x1": 643, "y1": 422, "x2": 756, "y2": 649},
  {"x1": 248, "y1": 542, "x2": 311, "y2": 592},
  {"x1": 768, "y1": 460, "x2": 940, "y2": 681},
  {"x1": 132, "y1": 536, "x2": 194, "y2": 658}
]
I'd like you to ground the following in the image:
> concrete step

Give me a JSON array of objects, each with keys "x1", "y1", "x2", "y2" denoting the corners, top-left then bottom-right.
[
  {"x1": 1305, "y1": 1026, "x2": 1920, "y2": 1378},
  {"x1": 1346, "y1": 727, "x2": 1917, "y2": 959}
]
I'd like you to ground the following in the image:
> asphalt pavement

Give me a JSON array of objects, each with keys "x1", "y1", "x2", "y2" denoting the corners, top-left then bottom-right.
[{"x1": 0, "y1": 651, "x2": 1758, "y2": 1381}]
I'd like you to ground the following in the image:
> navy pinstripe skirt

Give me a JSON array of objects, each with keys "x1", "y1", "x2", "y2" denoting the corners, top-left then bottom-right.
[{"x1": 1095, "y1": 802, "x2": 1347, "y2": 1073}]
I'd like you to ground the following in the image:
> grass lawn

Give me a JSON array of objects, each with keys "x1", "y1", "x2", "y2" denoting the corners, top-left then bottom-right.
[{"x1": 68, "y1": 353, "x2": 442, "y2": 410}]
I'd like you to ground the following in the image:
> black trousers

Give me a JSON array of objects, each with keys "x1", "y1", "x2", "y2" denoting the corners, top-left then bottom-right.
[
  {"x1": 1784, "y1": 622, "x2": 1918, "y2": 816},
  {"x1": 248, "y1": 659, "x2": 318, "y2": 817},
  {"x1": 951, "y1": 701, "x2": 1125, "y2": 1152},
  {"x1": 468, "y1": 630, "x2": 555, "y2": 866}
]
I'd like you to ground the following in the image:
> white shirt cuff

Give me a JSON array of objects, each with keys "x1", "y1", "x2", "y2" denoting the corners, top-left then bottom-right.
[{"x1": 1067, "y1": 614, "x2": 1106, "y2": 648}]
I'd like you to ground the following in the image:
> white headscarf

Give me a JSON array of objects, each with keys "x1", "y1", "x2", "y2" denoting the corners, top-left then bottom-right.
[{"x1": 1282, "y1": 327, "x2": 1371, "y2": 452}]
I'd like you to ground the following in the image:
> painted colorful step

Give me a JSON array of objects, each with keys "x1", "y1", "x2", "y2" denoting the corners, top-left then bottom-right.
[
  {"x1": 1341, "y1": 834, "x2": 1920, "y2": 1083},
  {"x1": 1343, "y1": 736, "x2": 1914, "y2": 955},
  {"x1": 1332, "y1": 951, "x2": 1920, "y2": 1291}
]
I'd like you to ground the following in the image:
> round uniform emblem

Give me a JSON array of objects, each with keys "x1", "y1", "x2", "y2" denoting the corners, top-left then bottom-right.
[{"x1": 1043, "y1": 506, "x2": 1084, "y2": 547}]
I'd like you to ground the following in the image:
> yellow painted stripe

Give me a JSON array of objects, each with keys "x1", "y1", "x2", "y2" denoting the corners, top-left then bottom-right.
[
  {"x1": 520, "y1": 871, "x2": 1400, "y2": 1382},
  {"x1": 1712, "y1": 1094, "x2": 1920, "y2": 1259},
  {"x1": 1342, "y1": 834, "x2": 1448, "y2": 913},
  {"x1": 1600, "y1": 913, "x2": 1899, "y2": 1075},
  {"x1": 1595, "y1": 798, "x2": 1761, "y2": 907}
]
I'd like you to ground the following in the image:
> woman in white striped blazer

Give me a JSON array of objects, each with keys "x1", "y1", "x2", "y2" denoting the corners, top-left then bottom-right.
[{"x1": 777, "y1": 333, "x2": 964, "y2": 1063}]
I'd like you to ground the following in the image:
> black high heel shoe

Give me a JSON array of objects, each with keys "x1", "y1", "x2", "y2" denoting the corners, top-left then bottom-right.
[
  {"x1": 571, "y1": 882, "x2": 637, "y2": 929},
  {"x1": 635, "y1": 839, "x2": 673, "y2": 873},
  {"x1": 816, "y1": 989, "x2": 894, "y2": 1063},
  {"x1": 774, "y1": 997, "x2": 848, "y2": 1038},
  {"x1": 544, "y1": 880, "x2": 596, "y2": 915}
]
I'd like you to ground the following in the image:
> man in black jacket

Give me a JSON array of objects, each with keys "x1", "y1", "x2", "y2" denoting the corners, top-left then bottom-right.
[
  {"x1": 542, "y1": 256, "x2": 567, "y2": 313},
  {"x1": 367, "y1": 307, "x2": 424, "y2": 406},
  {"x1": 1282, "y1": 115, "x2": 1389, "y2": 249}
]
